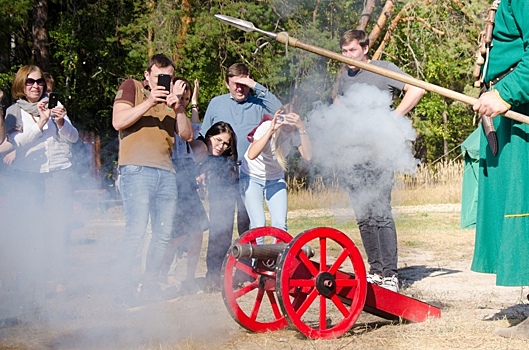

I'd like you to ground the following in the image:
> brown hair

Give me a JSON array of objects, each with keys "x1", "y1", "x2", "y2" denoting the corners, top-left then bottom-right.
[
  {"x1": 172, "y1": 76, "x2": 193, "y2": 94},
  {"x1": 172, "y1": 76, "x2": 193, "y2": 109},
  {"x1": 11, "y1": 65, "x2": 45, "y2": 100},
  {"x1": 146, "y1": 54, "x2": 175, "y2": 73},
  {"x1": 225, "y1": 63, "x2": 249, "y2": 83},
  {"x1": 43, "y1": 72, "x2": 54, "y2": 93},
  {"x1": 339, "y1": 29, "x2": 369, "y2": 49}
]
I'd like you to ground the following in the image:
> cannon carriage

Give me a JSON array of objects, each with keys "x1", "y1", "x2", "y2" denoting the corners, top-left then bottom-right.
[{"x1": 221, "y1": 227, "x2": 441, "y2": 340}]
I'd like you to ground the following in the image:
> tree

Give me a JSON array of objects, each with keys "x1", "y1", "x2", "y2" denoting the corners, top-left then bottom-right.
[
  {"x1": 0, "y1": 0, "x2": 491, "y2": 183},
  {"x1": 32, "y1": 0, "x2": 50, "y2": 72}
]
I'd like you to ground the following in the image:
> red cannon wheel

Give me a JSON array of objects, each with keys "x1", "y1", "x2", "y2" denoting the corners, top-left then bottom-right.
[
  {"x1": 221, "y1": 227, "x2": 297, "y2": 332},
  {"x1": 275, "y1": 227, "x2": 367, "y2": 339}
]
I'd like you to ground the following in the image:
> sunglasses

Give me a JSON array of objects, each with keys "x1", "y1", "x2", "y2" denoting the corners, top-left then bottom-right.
[{"x1": 25, "y1": 78, "x2": 46, "y2": 87}]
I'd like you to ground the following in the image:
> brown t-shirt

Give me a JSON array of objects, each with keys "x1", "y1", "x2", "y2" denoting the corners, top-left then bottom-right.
[{"x1": 114, "y1": 79, "x2": 175, "y2": 173}]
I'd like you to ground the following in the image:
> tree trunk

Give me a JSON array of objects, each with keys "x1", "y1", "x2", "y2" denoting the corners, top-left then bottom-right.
[
  {"x1": 32, "y1": 0, "x2": 50, "y2": 72},
  {"x1": 372, "y1": 1, "x2": 415, "y2": 60},
  {"x1": 175, "y1": 0, "x2": 192, "y2": 62},
  {"x1": 368, "y1": 0, "x2": 395, "y2": 47},
  {"x1": 356, "y1": 0, "x2": 376, "y2": 31}
]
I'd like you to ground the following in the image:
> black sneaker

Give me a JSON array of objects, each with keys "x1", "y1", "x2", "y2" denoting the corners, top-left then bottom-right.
[
  {"x1": 178, "y1": 279, "x2": 201, "y2": 295},
  {"x1": 141, "y1": 282, "x2": 179, "y2": 302}
]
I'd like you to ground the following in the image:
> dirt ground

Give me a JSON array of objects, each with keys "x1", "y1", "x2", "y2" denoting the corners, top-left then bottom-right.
[{"x1": 1, "y1": 203, "x2": 529, "y2": 349}]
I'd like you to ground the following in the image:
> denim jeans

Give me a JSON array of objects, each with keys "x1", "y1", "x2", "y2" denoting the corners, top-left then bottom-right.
[
  {"x1": 117, "y1": 165, "x2": 177, "y2": 284},
  {"x1": 239, "y1": 172, "x2": 288, "y2": 232}
]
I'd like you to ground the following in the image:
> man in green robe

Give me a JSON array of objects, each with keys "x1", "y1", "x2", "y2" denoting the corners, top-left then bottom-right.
[{"x1": 472, "y1": 0, "x2": 529, "y2": 338}]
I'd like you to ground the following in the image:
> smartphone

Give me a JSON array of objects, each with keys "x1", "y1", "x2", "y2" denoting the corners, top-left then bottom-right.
[
  {"x1": 157, "y1": 74, "x2": 171, "y2": 93},
  {"x1": 48, "y1": 92, "x2": 59, "y2": 109}
]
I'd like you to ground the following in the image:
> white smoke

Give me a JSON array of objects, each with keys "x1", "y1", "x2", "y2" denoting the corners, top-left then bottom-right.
[{"x1": 307, "y1": 83, "x2": 419, "y2": 175}]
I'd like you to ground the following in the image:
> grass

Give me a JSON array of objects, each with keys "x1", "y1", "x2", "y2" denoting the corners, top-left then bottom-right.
[
  {"x1": 11, "y1": 160, "x2": 517, "y2": 350},
  {"x1": 287, "y1": 160, "x2": 464, "y2": 210}
]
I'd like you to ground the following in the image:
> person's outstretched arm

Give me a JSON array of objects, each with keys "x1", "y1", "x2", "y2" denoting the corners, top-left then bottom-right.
[{"x1": 395, "y1": 84, "x2": 425, "y2": 116}]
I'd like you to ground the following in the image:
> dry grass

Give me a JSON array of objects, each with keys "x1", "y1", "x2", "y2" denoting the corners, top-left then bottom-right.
[
  {"x1": 4, "y1": 160, "x2": 529, "y2": 350},
  {"x1": 288, "y1": 160, "x2": 464, "y2": 209}
]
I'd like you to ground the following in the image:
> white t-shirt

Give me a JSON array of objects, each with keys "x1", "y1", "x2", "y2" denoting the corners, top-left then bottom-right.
[{"x1": 241, "y1": 120, "x2": 301, "y2": 180}]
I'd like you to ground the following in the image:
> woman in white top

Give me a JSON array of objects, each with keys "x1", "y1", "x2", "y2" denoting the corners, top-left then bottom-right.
[
  {"x1": 3, "y1": 65, "x2": 78, "y2": 299},
  {"x1": 240, "y1": 106, "x2": 312, "y2": 233}
]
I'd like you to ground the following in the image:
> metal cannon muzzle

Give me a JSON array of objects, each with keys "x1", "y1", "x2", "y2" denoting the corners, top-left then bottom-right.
[{"x1": 232, "y1": 243, "x2": 315, "y2": 260}]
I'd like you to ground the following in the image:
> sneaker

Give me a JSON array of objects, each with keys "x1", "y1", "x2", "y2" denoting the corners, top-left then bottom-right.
[
  {"x1": 381, "y1": 276, "x2": 399, "y2": 293},
  {"x1": 178, "y1": 279, "x2": 201, "y2": 295},
  {"x1": 366, "y1": 273, "x2": 383, "y2": 285},
  {"x1": 141, "y1": 281, "x2": 179, "y2": 302}
]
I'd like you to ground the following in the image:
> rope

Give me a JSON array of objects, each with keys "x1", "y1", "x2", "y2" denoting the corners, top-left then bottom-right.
[{"x1": 278, "y1": 31, "x2": 289, "y2": 57}]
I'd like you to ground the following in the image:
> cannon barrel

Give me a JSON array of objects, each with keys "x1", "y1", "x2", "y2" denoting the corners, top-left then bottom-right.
[{"x1": 232, "y1": 243, "x2": 315, "y2": 260}]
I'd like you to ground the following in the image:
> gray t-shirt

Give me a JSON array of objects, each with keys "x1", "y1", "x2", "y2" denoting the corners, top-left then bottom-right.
[{"x1": 337, "y1": 60, "x2": 408, "y2": 99}]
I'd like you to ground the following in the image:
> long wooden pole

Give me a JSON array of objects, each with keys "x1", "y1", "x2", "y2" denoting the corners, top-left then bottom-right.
[{"x1": 274, "y1": 32, "x2": 529, "y2": 125}]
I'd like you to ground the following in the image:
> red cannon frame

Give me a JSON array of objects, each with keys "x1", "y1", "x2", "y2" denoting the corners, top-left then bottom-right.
[{"x1": 221, "y1": 227, "x2": 441, "y2": 340}]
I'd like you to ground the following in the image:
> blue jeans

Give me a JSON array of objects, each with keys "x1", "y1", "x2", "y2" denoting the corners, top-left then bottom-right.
[
  {"x1": 239, "y1": 173, "x2": 288, "y2": 232},
  {"x1": 117, "y1": 165, "x2": 177, "y2": 284}
]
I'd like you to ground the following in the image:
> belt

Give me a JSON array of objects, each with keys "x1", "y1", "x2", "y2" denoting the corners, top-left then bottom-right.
[{"x1": 484, "y1": 67, "x2": 515, "y2": 90}]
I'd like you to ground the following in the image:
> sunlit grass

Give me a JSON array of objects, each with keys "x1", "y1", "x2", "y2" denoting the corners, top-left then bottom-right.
[{"x1": 287, "y1": 160, "x2": 464, "y2": 210}]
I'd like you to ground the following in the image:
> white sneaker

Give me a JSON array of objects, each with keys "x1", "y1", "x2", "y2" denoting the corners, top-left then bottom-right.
[
  {"x1": 381, "y1": 276, "x2": 399, "y2": 293},
  {"x1": 366, "y1": 273, "x2": 383, "y2": 285}
]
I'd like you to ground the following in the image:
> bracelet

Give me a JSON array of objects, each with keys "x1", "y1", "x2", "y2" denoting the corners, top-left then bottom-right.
[
  {"x1": 299, "y1": 129, "x2": 308, "y2": 135},
  {"x1": 191, "y1": 104, "x2": 198, "y2": 109}
]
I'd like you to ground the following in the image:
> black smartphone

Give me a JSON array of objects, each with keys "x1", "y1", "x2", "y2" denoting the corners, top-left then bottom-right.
[
  {"x1": 48, "y1": 92, "x2": 59, "y2": 109},
  {"x1": 157, "y1": 74, "x2": 171, "y2": 93}
]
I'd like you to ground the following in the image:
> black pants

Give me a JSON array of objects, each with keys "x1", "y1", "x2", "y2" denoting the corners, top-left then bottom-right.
[
  {"x1": 343, "y1": 163, "x2": 398, "y2": 278},
  {"x1": 205, "y1": 172, "x2": 251, "y2": 281}
]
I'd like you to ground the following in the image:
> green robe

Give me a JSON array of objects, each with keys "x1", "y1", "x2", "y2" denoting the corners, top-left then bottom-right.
[{"x1": 471, "y1": 0, "x2": 529, "y2": 286}]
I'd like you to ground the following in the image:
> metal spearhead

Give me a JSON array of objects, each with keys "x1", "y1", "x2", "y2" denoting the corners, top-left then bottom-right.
[
  {"x1": 214, "y1": 14, "x2": 277, "y2": 39},
  {"x1": 215, "y1": 15, "x2": 529, "y2": 126}
]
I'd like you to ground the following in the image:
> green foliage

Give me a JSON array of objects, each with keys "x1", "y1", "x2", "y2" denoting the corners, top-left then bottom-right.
[
  {"x1": 0, "y1": 0, "x2": 492, "y2": 182},
  {"x1": 0, "y1": 0, "x2": 33, "y2": 97},
  {"x1": 380, "y1": 0, "x2": 486, "y2": 162}
]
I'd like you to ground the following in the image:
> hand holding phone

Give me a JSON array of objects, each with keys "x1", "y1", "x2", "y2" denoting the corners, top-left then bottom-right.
[
  {"x1": 157, "y1": 74, "x2": 171, "y2": 99},
  {"x1": 48, "y1": 92, "x2": 59, "y2": 109}
]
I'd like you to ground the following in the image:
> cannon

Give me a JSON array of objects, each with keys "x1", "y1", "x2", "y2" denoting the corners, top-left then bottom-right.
[{"x1": 221, "y1": 227, "x2": 441, "y2": 340}]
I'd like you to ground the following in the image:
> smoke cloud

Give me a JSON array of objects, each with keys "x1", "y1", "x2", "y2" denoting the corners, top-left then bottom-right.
[
  {"x1": 305, "y1": 83, "x2": 419, "y2": 215},
  {"x1": 308, "y1": 83, "x2": 418, "y2": 174}
]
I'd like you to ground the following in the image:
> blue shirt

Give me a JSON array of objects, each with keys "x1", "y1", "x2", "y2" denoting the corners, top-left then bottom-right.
[{"x1": 201, "y1": 83, "x2": 282, "y2": 161}]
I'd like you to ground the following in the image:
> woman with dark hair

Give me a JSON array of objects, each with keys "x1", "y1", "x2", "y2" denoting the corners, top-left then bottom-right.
[
  {"x1": 194, "y1": 121, "x2": 238, "y2": 290},
  {"x1": 2, "y1": 65, "x2": 78, "y2": 302}
]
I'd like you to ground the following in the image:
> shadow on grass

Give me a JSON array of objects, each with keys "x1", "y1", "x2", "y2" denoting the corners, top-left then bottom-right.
[
  {"x1": 487, "y1": 303, "x2": 529, "y2": 324},
  {"x1": 398, "y1": 265, "x2": 460, "y2": 288}
]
